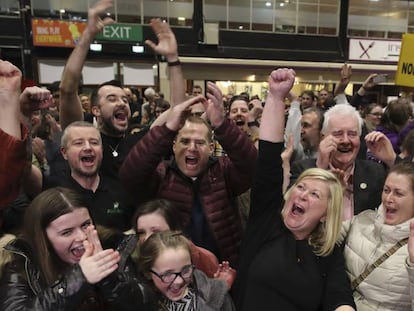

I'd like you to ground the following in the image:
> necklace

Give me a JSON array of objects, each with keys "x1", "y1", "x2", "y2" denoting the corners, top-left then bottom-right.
[{"x1": 108, "y1": 143, "x2": 120, "y2": 157}]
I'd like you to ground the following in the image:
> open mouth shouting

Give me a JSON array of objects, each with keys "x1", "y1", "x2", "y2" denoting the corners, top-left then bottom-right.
[
  {"x1": 113, "y1": 109, "x2": 129, "y2": 127},
  {"x1": 80, "y1": 154, "x2": 96, "y2": 167},
  {"x1": 235, "y1": 118, "x2": 245, "y2": 126},
  {"x1": 291, "y1": 204, "x2": 305, "y2": 216},
  {"x1": 185, "y1": 155, "x2": 199, "y2": 170},
  {"x1": 71, "y1": 244, "x2": 85, "y2": 261}
]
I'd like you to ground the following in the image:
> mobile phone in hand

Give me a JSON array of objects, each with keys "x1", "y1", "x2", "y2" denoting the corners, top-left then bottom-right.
[{"x1": 372, "y1": 74, "x2": 388, "y2": 84}]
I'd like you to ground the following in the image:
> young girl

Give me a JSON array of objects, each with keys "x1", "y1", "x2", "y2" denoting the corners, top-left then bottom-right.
[
  {"x1": 139, "y1": 230, "x2": 235, "y2": 310},
  {"x1": 0, "y1": 187, "x2": 152, "y2": 310}
]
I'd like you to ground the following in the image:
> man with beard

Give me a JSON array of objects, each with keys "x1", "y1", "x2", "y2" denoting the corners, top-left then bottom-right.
[
  {"x1": 45, "y1": 121, "x2": 134, "y2": 231},
  {"x1": 120, "y1": 82, "x2": 257, "y2": 267},
  {"x1": 289, "y1": 104, "x2": 386, "y2": 219},
  {"x1": 59, "y1": 0, "x2": 184, "y2": 180}
]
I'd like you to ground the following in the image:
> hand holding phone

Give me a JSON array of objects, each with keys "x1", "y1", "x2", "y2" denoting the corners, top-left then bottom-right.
[{"x1": 372, "y1": 74, "x2": 388, "y2": 84}]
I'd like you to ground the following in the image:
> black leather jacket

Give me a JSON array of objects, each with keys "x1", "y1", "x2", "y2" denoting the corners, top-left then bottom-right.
[{"x1": 0, "y1": 237, "x2": 154, "y2": 310}]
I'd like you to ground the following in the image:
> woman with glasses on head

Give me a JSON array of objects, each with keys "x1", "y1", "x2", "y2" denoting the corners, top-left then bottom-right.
[{"x1": 139, "y1": 230, "x2": 235, "y2": 310}]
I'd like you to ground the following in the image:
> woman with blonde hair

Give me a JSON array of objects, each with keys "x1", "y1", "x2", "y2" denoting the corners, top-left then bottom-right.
[{"x1": 232, "y1": 68, "x2": 355, "y2": 310}]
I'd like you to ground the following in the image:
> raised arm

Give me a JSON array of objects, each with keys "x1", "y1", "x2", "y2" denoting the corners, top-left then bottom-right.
[
  {"x1": 0, "y1": 60, "x2": 22, "y2": 138},
  {"x1": 261, "y1": 68, "x2": 295, "y2": 142},
  {"x1": 145, "y1": 18, "x2": 185, "y2": 108},
  {"x1": 59, "y1": 0, "x2": 114, "y2": 129},
  {"x1": 0, "y1": 61, "x2": 37, "y2": 207},
  {"x1": 334, "y1": 63, "x2": 352, "y2": 97}
]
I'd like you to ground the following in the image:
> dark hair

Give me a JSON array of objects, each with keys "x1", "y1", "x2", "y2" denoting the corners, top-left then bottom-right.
[
  {"x1": 90, "y1": 80, "x2": 122, "y2": 108},
  {"x1": 401, "y1": 130, "x2": 414, "y2": 158},
  {"x1": 21, "y1": 187, "x2": 89, "y2": 284},
  {"x1": 154, "y1": 98, "x2": 170, "y2": 111},
  {"x1": 380, "y1": 98, "x2": 412, "y2": 132},
  {"x1": 301, "y1": 90, "x2": 316, "y2": 100},
  {"x1": 228, "y1": 95, "x2": 249, "y2": 111},
  {"x1": 47, "y1": 81, "x2": 60, "y2": 93},
  {"x1": 133, "y1": 199, "x2": 182, "y2": 232},
  {"x1": 303, "y1": 107, "x2": 325, "y2": 131},
  {"x1": 362, "y1": 103, "x2": 383, "y2": 118}
]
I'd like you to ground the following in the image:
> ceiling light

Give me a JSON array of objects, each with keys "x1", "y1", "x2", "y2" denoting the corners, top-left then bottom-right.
[
  {"x1": 178, "y1": 17, "x2": 186, "y2": 21},
  {"x1": 90, "y1": 43, "x2": 102, "y2": 52},
  {"x1": 265, "y1": 2, "x2": 271, "y2": 7},
  {"x1": 132, "y1": 45, "x2": 144, "y2": 53}
]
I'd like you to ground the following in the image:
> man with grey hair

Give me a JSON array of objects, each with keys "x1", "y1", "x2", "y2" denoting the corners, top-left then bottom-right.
[
  {"x1": 45, "y1": 121, "x2": 135, "y2": 231},
  {"x1": 290, "y1": 104, "x2": 386, "y2": 219}
]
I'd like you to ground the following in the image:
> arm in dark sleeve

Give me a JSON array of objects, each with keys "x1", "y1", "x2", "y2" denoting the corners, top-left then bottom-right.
[
  {"x1": 0, "y1": 262, "x2": 92, "y2": 310},
  {"x1": 322, "y1": 246, "x2": 356, "y2": 310},
  {"x1": 119, "y1": 124, "x2": 176, "y2": 196}
]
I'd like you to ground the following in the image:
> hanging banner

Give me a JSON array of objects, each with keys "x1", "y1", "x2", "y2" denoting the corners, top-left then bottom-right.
[
  {"x1": 395, "y1": 33, "x2": 414, "y2": 87},
  {"x1": 32, "y1": 18, "x2": 87, "y2": 48}
]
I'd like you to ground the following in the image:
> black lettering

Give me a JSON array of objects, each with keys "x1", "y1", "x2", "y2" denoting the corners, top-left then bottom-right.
[{"x1": 402, "y1": 62, "x2": 414, "y2": 75}]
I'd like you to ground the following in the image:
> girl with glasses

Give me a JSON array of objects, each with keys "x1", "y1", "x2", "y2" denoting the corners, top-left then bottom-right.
[{"x1": 139, "y1": 230, "x2": 235, "y2": 310}]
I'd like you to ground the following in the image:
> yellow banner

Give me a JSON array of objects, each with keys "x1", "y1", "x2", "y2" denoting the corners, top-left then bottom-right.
[{"x1": 395, "y1": 33, "x2": 414, "y2": 87}]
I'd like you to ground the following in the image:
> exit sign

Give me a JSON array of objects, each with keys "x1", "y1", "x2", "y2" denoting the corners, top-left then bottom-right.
[{"x1": 96, "y1": 23, "x2": 143, "y2": 42}]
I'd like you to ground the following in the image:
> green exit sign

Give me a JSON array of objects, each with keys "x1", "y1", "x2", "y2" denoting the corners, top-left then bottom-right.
[{"x1": 96, "y1": 23, "x2": 143, "y2": 42}]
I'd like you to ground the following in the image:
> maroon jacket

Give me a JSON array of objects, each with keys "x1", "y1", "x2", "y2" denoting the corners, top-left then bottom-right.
[
  {"x1": 120, "y1": 119, "x2": 257, "y2": 266},
  {"x1": 0, "y1": 125, "x2": 29, "y2": 210}
]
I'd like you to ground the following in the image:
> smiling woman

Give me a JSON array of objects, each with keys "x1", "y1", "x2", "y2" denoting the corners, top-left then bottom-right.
[
  {"x1": 232, "y1": 68, "x2": 356, "y2": 311},
  {"x1": 0, "y1": 187, "x2": 154, "y2": 311},
  {"x1": 341, "y1": 161, "x2": 414, "y2": 311}
]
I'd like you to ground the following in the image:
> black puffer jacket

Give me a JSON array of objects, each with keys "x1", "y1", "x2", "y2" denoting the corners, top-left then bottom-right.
[{"x1": 0, "y1": 238, "x2": 155, "y2": 311}]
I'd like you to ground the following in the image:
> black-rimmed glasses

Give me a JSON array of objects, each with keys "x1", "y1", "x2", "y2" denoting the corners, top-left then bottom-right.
[{"x1": 150, "y1": 264, "x2": 195, "y2": 283}]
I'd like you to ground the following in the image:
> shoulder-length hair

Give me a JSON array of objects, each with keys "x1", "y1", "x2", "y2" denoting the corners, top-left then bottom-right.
[
  {"x1": 21, "y1": 187, "x2": 88, "y2": 284},
  {"x1": 283, "y1": 168, "x2": 343, "y2": 257}
]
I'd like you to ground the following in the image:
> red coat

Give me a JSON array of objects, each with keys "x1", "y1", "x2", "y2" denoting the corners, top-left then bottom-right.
[
  {"x1": 120, "y1": 119, "x2": 257, "y2": 266},
  {"x1": 0, "y1": 125, "x2": 29, "y2": 211}
]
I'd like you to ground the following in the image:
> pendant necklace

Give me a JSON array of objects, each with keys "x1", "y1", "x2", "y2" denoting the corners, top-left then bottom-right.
[{"x1": 108, "y1": 143, "x2": 120, "y2": 157}]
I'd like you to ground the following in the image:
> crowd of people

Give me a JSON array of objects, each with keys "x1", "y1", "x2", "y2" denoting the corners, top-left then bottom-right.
[{"x1": 2, "y1": 0, "x2": 414, "y2": 310}]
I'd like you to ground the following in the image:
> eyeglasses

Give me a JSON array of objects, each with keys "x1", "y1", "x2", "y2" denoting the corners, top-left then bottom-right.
[{"x1": 150, "y1": 264, "x2": 195, "y2": 283}]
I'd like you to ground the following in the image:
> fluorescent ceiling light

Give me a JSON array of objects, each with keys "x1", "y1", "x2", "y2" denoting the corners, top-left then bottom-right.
[
  {"x1": 132, "y1": 45, "x2": 144, "y2": 53},
  {"x1": 90, "y1": 43, "x2": 102, "y2": 52}
]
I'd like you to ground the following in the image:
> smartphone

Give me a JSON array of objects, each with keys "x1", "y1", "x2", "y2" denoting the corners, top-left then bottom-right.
[{"x1": 372, "y1": 74, "x2": 388, "y2": 84}]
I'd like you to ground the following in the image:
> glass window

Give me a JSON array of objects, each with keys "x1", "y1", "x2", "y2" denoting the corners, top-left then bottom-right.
[
  {"x1": 228, "y1": 0, "x2": 251, "y2": 30},
  {"x1": 274, "y1": 0, "x2": 296, "y2": 33},
  {"x1": 143, "y1": 0, "x2": 168, "y2": 24},
  {"x1": 298, "y1": 2, "x2": 318, "y2": 34},
  {"x1": 0, "y1": 0, "x2": 20, "y2": 16},
  {"x1": 348, "y1": 0, "x2": 411, "y2": 38},
  {"x1": 204, "y1": 0, "x2": 227, "y2": 28},
  {"x1": 252, "y1": 0, "x2": 273, "y2": 32}
]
